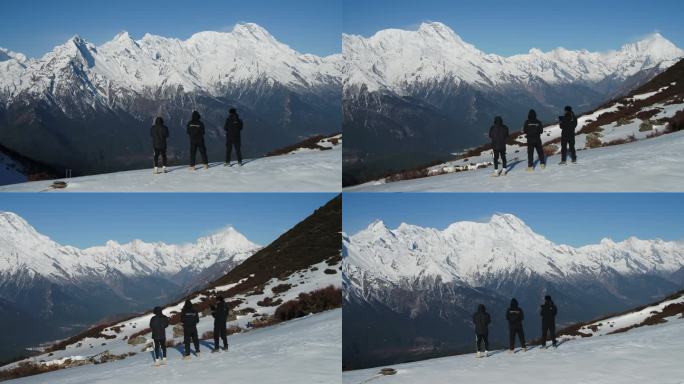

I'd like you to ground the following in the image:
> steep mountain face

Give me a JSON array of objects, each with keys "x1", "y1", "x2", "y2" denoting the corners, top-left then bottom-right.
[
  {"x1": 342, "y1": 22, "x2": 684, "y2": 185},
  {"x1": 0, "y1": 23, "x2": 342, "y2": 177},
  {"x1": 0, "y1": 211, "x2": 260, "y2": 360},
  {"x1": 342, "y1": 214, "x2": 684, "y2": 369}
]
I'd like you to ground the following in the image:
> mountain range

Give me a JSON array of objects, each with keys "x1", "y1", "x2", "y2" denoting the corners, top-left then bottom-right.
[
  {"x1": 342, "y1": 214, "x2": 684, "y2": 369},
  {"x1": 0, "y1": 23, "x2": 342, "y2": 178},
  {"x1": 0, "y1": 211, "x2": 260, "y2": 361},
  {"x1": 342, "y1": 22, "x2": 684, "y2": 185}
]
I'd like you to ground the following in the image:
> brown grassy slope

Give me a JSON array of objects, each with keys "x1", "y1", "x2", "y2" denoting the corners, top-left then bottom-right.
[
  {"x1": 553, "y1": 289, "x2": 684, "y2": 339},
  {"x1": 265, "y1": 134, "x2": 341, "y2": 157}
]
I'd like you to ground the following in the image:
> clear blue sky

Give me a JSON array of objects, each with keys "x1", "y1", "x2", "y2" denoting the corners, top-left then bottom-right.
[
  {"x1": 0, "y1": 0, "x2": 341, "y2": 58},
  {"x1": 343, "y1": 0, "x2": 684, "y2": 55},
  {"x1": 344, "y1": 193, "x2": 684, "y2": 247},
  {"x1": 0, "y1": 193, "x2": 336, "y2": 248}
]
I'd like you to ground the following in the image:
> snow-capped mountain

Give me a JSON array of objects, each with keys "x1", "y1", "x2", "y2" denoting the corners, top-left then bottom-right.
[
  {"x1": 342, "y1": 22, "x2": 684, "y2": 185},
  {"x1": 0, "y1": 195, "x2": 341, "y2": 380},
  {"x1": 0, "y1": 211, "x2": 260, "y2": 283},
  {"x1": 344, "y1": 22, "x2": 682, "y2": 94},
  {"x1": 344, "y1": 214, "x2": 684, "y2": 291},
  {"x1": 0, "y1": 211, "x2": 260, "y2": 361},
  {"x1": 0, "y1": 23, "x2": 342, "y2": 178},
  {"x1": 342, "y1": 214, "x2": 684, "y2": 369}
]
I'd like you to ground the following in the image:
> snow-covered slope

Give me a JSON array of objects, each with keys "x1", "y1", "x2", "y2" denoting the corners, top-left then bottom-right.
[
  {"x1": 0, "y1": 140, "x2": 341, "y2": 192},
  {"x1": 344, "y1": 22, "x2": 683, "y2": 94},
  {"x1": 6, "y1": 309, "x2": 341, "y2": 384},
  {"x1": 1, "y1": 23, "x2": 341, "y2": 108},
  {"x1": 343, "y1": 291, "x2": 684, "y2": 384},
  {"x1": 343, "y1": 311, "x2": 684, "y2": 384},
  {"x1": 345, "y1": 129, "x2": 684, "y2": 192},
  {"x1": 0, "y1": 211, "x2": 260, "y2": 282},
  {"x1": 344, "y1": 213, "x2": 684, "y2": 295}
]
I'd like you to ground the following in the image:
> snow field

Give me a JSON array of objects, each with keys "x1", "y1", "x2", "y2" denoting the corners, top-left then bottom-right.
[{"x1": 0, "y1": 142, "x2": 341, "y2": 192}]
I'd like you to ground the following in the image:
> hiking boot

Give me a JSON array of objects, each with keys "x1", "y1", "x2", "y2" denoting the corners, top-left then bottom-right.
[
  {"x1": 527, "y1": 167, "x2": 533, "y2": 172},
  {"x1": 540, "y1": 163, "x2": 546, "y2": 169}
]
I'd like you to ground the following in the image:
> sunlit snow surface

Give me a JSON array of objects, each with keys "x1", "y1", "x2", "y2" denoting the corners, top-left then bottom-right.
[
  {"x1": 0, "y1": 145, "x2": 341, "y2": 192},
  {"x1": 10, "y1": 310, "x2": 341, "y2": 384},
  {"x1": 343, "y1": 312, "x2": 684, "y2": 384},
  {"x1": 347, "y1": 130, "x2": 684, "y2": 192}
]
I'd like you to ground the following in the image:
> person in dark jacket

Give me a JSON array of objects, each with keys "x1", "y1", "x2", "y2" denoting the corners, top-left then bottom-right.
[
  {"x1": 224, "y1": 108, "x2": 244, "y2": 166},
  {"x1": 150, "y1": 117, "x2": 169, "y2": 174},
  {"x1": 540, "y1": 295, "x2": 558, "y2": 348},
  {"x1": 489, "y1": 116, "x2": 509, "y2": 176},
  {"x1": 506, "y1": 298, "x2": 527, "y2": 352},
  {"x1": 211, "y1": 295, "x2": 229, "y2": 352},
  {"x1": 472, "y1": 304, "x2": 491, "y2": 357},
  {"x1": 559, "y1": 106, "x2": 578, "y2": 164},
  {"x1": 186, "y1": 111, "x2": 208, "y2": 170},
  {"x1": 181, "y1": 300, "x2": 200, "y2": 358},
  {"x1": 149, "y1": 306, "x2": 169, "y2": 364},
  {"x1": 523, "y1": 109, "x2": 546, "y2": 171}
]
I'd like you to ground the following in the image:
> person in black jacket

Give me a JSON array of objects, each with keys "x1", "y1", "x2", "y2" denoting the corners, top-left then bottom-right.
[
  {"x1": 540, "y1": 295, "x2": 558, "y2": 348},
  {"x1": 489, "y1": 116, "x2": 509, "y2": 176},
  {"x1": 523, "y1": 109, "x2": 546, "y2": 171},
  {"x1": 506, "y1": 298, "x2": 527, "y2": 352},
  {"x1": 224, "y1": 108, "x2": 244, "y2": 166},
  {"x1": 181, "y1": 300, "x2": 201, "y2": 358},
  {"x1": 211, "y1": 295, "x2": 229, "y2": 352},
  {"x1": 149, "y1": 306, "x2": 169, "y2": 364},
  {"x1": 150, "y1": 117, "x2": 169, "y2": 174},
  {"x1": 559, "y1": 106, "x2": 578, "y2": 165},
  {"x1": 186, "y1": 111, "x2": 208, "y2": 170},
  {"x1": 472, "y1": 304, "x2": 491, "y2": 357}
]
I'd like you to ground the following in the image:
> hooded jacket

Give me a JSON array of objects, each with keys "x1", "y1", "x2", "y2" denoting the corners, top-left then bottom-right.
[
  {"x1": 541, "y1": 296, "x2": 558, "y2": 323},
  {"x1": 224, "y1": 111, "x2": 243, "y2": 140},
  {"x1": 472, "y1": 304, "x2": 491, "y2": 335},
  {"x1": 149, "y1": 306, "x2": 169, "y2": 340},
  {"x1": 150, "y1": 117, "x2": 169, "y2": 149},
  {"x1": 506, "y1": 299, "x2": 525, "y2": 327},
  {"x1": 181, "y1": 300, "x2": 200, "y2": 329},
  {"x1": 186, "y1": 111, "x2": 206, "y2": 143},
  {"x1": 523, "y1": 109, "x2": 544, "y2": 144},
  {"x1": 489, "y1": 116, "x2": 509, "y2": 151},
  {"x1": 211, "y1": 299, "x2": 229, "y2": 327},
  {"x1": 559, "y1": 109, "x2": 578, "y2": 137}
]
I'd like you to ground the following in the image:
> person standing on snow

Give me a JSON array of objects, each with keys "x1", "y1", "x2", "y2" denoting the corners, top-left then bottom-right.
[
  {"x1": 149, "y1": 306, "x2": 169, "y2": 365},
  {"x1": 186, "y1": 111, "x2": 209, "y2": 170},
  {"x1": 506, "y1": 298, "x2": 527, "y2": 353},
  {"x1": 181, "y1": 300, "x2": 201, "y2": 358},
  {"x1": 150, "y1": 117, "x2": 169, "y2": 174},
  {"x1": 489, "y1": 116, "x2": 509, "y2": 176},
  {"x1": 540, "y1": 295, "x2": 558, "y2": 348},
  {"x1": 224, "y1": 108, "x2": 244, "y2": 166},
  {"x1": 523, "y1": 109, "x2": 546, "y2": 171},
  {"x1": 211, "y1": 295, "x2": 229, "y2": 352},
  {"x1": 472, "y1": 304, "x2": 491, "y2": 358},
  {"x1": 559, "y1": 106, "x2": 578, "y2": 165}
]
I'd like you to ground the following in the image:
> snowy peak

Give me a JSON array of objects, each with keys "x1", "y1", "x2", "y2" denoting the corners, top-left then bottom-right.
[
  {"x1": 343, "y1": 22, "x2": 684, "y2": 93},
  {"x1": 0, "y1": 212, "x2": 260, "y2": 281},
  {"x1": 621, "y1": 33, "x2": 682, "y2": 58},
  {"x1": 0, "y1": 23, "x2": 341, "y2": 103},
  {"x1": 345, "y1": 214, "x2": 684, "y2": 288}
]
